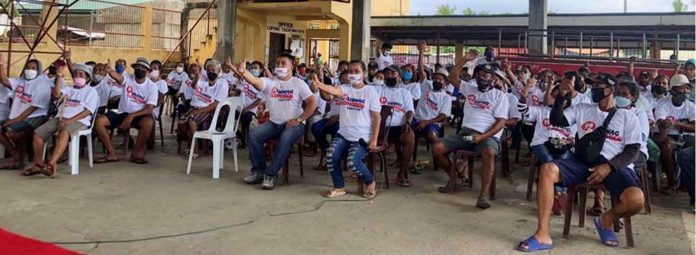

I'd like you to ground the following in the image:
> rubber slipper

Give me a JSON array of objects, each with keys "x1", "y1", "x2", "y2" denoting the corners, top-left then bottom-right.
[
  {"x1": 594, "y1": 218, "x2": 620, "y2": 247},
  {"x1": 516, "y1": 236, "x2": 554, "y2": 252},
  {"x1": 94, "y1": 157, "x2": 120, "y2": 164},
  {"x1": 41, "y1": 164, "x2": 56, "y2": 179},
  {"x1": 396, "y1": 179, "x2": 412, "y2": 187},
  {"x1": 586, "y1": 205, "x2": 604, "y2": 217},
  {"x1": 323, "y1": 189, "x2": 347, "y2": 198},
  {"x1": 130, "y1": 158, "x2": 148, "y2": 164}
]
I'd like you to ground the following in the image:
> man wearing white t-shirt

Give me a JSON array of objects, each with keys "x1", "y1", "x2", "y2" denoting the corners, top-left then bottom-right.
[
  {"x1": 0, "y1": 57, "x2": 52, "y2": 169},
  {"x1": 166, "y1": 62, "x2": 190, "y2": 112},
  {"x1": 94, "y1": 57, "x2": 158, "y2": 165},
  {"x1": 231, "y1": 53, "x2": 317, "y2": 190},
  {"x1": 376, "y1": 43, "x2": 394, "y2": 71},
  {"x1": 655, "y1": 74, "x2": 695, "y2": 191},
  {"x1": 517, "y1": 75, "x2": 644, "y2": 252},
  {"x1": 177, "y1": 63, "x2": 202, "y2": 115},
  {"x1": 29, "y1": 64, "x2": 98, "y2": 177},
  {"x1": 438, "y1": 62, "x2": 508, "y2": 209}
]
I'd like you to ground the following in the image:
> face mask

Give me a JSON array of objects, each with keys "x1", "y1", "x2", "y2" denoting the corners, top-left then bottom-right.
[
  {"x1": 207, "y1": 72, "x2": 218, "y2": 82},
  {"x1": 150, "y1": 70, "x2": 160, "y2": 79},
  {"x1": 574, "y1": 81, "x2": 586, "y2": 93},
  {"x1": 590, "y1": 87, "x2": 608, "y2": 103},
  {"x1": 538, "y1": 81, "x2": 547, "y2": 91},
  {"x1": 115, "y1": 64, "x2": 125, "y2": 74},
  {"x1": 275, "y1": 67, "x2": 289, "y2": 78},
  {"x1": 402, "y1": 72, "x2": 413, "y2": 81},
  {"x1": 652, "y1": 85, "x2": 666, "y2": 95},
  {"x1": 93, "y1": 74, "x2": 104, "y2": 84},
  {"x1": 348, "y1": 74, "x2": 363, "y2": 85},
  {"x1": 73, "y1": 77, "x2": 87, "y2": 88},
  {"x1": 432, "y1": 81, "x2": 444, "y2": 91},
  {"x1": 522, "y1": 72, "x2": 531, "y2": 82},
  {"x1": 672, "y1": 92, "x2": 687, "y2": 106},
  {"x1": 24, "y1": 69, "x2": 38, "y2": 80},
  {"x1": 250, "y1": 69, "x2": 261, "y2": 77},
  {"x1": 373, "y1": 79, "x2": 384, "y2": 86},
  {"x1": 476, "y1": 77, "x2": 491, "y2": 92},
  {"x1": 384, "y1": 51, "x2": 391, "y2": 57},
  {"x1": 176, "y1": 66, "x2": 184, "y2": 73},
  {"x1": 134, "y1": 69, "x2": 147, "y2": 79},
  {"x1": 615, "y1": 96, "x2": 631, "y2": 108},
  {"x1": 385, "y1": 77, "x2": 398, "y2": 87}
]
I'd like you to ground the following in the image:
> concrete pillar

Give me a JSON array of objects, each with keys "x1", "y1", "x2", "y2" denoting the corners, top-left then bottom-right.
[
  {"x1": 350, "y1": 0, "x2": 371, "y2": 62},
  {"x1": 528, "y1": 0, "x2": 547, "y2": 55},
  {"x1": 141, "y1": 6, "x2": 153, "y2": 49},
  {"x1": 454, "y1": 42, "x2": 464, "y2": 63},
  {"x1": 40, "y1": 2, "x2": 60, "y2": 45},
  {"x1": 215, "y1": 0, "x2": 236, "y2": 62},
  {"x1": 338, "y1": 20, "x2": 351, "y2": 62}
]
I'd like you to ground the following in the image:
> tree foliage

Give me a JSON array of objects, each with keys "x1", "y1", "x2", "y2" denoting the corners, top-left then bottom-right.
[{"x1": 435, "y1": 4, "x2": 456, "y2": 15}]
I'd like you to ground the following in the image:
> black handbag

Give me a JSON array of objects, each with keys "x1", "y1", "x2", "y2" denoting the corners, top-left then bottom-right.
[{"x1": 574, "y1": 108, "x2": 617, "y2": 166}]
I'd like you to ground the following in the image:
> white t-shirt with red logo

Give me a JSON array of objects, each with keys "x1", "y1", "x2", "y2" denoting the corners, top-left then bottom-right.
[
  {"x1": 93, "y1": 79, "x2": 113, "y2": 107},
  {"x1": 151, "y1": 79, "x2": 168, "y2": 119},
  {"x1": 167, "y1": 71, "x2": 189, "y2": 90},
  {"x1": 402, "y1": 82, "x2": 421, "y2": 100},
  {"x1": 118, "y1": 77, "x2": 159, "y2": 114},
  {"x1": 220, "y1": 72, "x2": 238, "y2": 89},
  {"x1": 261, "y1": 77, "x2": 313, "y2": 124},
  {"x1": 379, "y1": 86, "x2": 414, "y2": 127},
  {"x1": 60, "y1": 86, "x2": 99, "y2": 126},
  {"x1": 191, "y1": 79, "x2": 229, "y2": 108},
  {"x1": 314, "y1": 91, "x2": 327, "y2": 116},
  {"x1": 526, "y1": 106, "x2": 576, "y2": 147},
  {"x1": 105, "y1": 76, "x2": 123, "y2": 97},
  {"x1": 629, "y1": 107, "x2": 650, "y2": 156},
  {"x1": 563, "y1": 104, "x2": 642, "y2": 166},
  {"x1": 377, "y1": 52, "x2": 393, "y2": 71},
  {"x1": 507, "y1": 93, "x2": 522, "y2": 120},
  {"x1": 336, "y1": 85, "x2": 381, "y2": 142},
  {"x1": 0, "y1": 86, "x2": 11, "y2": 121},
  {"x1": 654, "y1": 97, "x2": 695, "y2": 136},
  {"x1": 460, "y1": 81, "x2": 509, "y2": 139},
  {"x1": 415, "y1": 80, "x2": 452, "y2": 121},
  {"x1": 178, "y1": 78, "x2": 199, "y2": 100},
  {"x1": 241, "y1": 81, "x2": 261, "y2": 114},
  {"x1": 8, "y1": 77, "x2": 52, "y2": 119}
]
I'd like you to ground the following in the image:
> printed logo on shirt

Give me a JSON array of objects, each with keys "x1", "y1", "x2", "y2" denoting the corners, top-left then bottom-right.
[
  {"x1": 581, "y1": 121, "x2": 596, "y2": 131},
  {"x1": 605, "y1": 129, "x2": 624, "y2": 142},
  {"x1": 184, "y1": 80, "x2": 193, "y2": 87},
  {"x1": 542, "y1": 118, "x2": 572, "y2": 137},
  {"x1": 424, "y1": 91, "x2": 441, "y2": 112},
  {"x1": 194, "y1": 87, "x2": 213, "y2": 104},
  {"x1": 270, "y1": 87, "x2": 294, "y2": 100},
  {"x1": 107, "y1": 79, "x2": 121, "y2": 88},
  {"x1": 337, "y1": 94, "x2": 365, "y2": 111},
  {"x1": 243, "y1": 84, "x2": 258, "y2": 100},
  {"x1": 126, "y1": 85, "x2": 147, "y2": 104},
  {"x1": 15, "y1": 85, "x2": 33, "y2": 103},
  {"x1": 531, "y1": 95, "x2": 541, "y2": 106},
  {"x1": 466, "y1": 94, "x2": 492, "y2": 111},
  {"x1": 380, "y1": 97, "x2": 388, "y2": 105},
  {"x1": 380, "y1": 97, "x2": 404, "y2": 112},
  {"x1": 65, "y1": 93, "x2": 82, "y2": 107}
]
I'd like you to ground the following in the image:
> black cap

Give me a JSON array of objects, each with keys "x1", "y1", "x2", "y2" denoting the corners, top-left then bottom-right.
[
  {"x1": 639, "y1": 71, "x2": 649, "y2": 78},
  {"x1": 595, "y1": 73, "x2": 618, "y2": 87},
  {"x1": 384, "y1": 65, "x2": 400, "y2": 73},
  {"x1": 473, "y1": 64, "x2": 495, "y2": 75}
]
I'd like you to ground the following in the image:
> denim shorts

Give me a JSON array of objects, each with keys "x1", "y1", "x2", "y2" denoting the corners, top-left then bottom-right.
[
  {"x1": 410, "y1": 119, "x2": 440, "y2": 136},
  {"x1": 441, "y1": 127, "x2": 501, "y2": 156},
  {"x1": 553, "y1": 156, "x2": 640, "y2": 196},
  {"x1": 0, "y1": 116, "x2": 47, "y2": 133},
  {"x1": 105, "y1": 111, "x2": 150, "y2": 129}
]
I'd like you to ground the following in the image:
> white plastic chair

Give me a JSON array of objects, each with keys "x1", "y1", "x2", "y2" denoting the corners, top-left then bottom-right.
[
  {"x1": 43, "y1": 106, "x2": 99, "y2": 175},
  {"x1": 186, "y1": 97, "x2": 243, "y2": 179}
]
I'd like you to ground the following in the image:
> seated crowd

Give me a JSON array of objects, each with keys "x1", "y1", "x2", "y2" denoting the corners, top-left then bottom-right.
[{"x1": 0, "y1": 43, "x2": 694, "y2": 252}]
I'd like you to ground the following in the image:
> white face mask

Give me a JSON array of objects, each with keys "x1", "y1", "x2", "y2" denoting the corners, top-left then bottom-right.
[
  {"x1": 24, "y1": 69, "x2": 38, "y2": 80},
  {"x1": 176, "y1": 66, "x2": 184, "y2": 73},
  {"x1": 522, "y1": 72, "x2": 531, "y2": 82},
  {"x1": 373, "y1": 79, "x2": 385, "y2": 86},
  {"x1": 383, "y1": 51, "x2": 391, "y2": 57},
  {"x1": 348, "y1": 74, "x2": 363, "y2": 85},
  {"x1": 274, "y1": 67, "x2": 289, "y2": 78},
  {"x1": 150, "y1": 70, "x2": 160, "y2": 79},
  {"x1": 250, "y1": 69, "x2": 262, "y2": 77},
  {"x1": 93, "y1": 74, "x2": 104, "y2": 84}
]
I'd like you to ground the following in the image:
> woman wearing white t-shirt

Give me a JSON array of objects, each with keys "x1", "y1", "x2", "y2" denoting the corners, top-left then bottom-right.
[
  {"x1": 237, "y1": 63, "x2": 263, "y2": 148},
  {"x1": 177, "y1": 63, "x2": 201, "y2": 116},
  {"x1": 311, "y1": 60, "x2": 381, "y2": 198},
  {"x1": 29, "y1": 64, "x2": 98, "y2": 177},
  {"x1": 185, "y1": 60, "x2": 229, "y2": 156},
  {"x1": 150, "y1": 60, "x2": 169, "y2": 121}
]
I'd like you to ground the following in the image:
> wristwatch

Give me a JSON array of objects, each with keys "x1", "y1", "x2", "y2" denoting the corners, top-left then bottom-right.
[{"x1": 295, "y1": 117, "x2": 305, "y2": 124}]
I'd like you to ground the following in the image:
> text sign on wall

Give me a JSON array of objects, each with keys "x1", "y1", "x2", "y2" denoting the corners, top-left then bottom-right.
[{"x1": 268, "y1": 22, "x2": 305, "y2": 34}]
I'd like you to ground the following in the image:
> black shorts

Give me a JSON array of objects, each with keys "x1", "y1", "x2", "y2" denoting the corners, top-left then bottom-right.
[
  {"x1": 387, "y1": 126, "x2": 403, "y2": 142},
  {"x1": 105, "y1": 112, "x2": 151, "y2": 129},
  {"x1": 554, "y1": 155, "x2": 640, "y2": 196}
]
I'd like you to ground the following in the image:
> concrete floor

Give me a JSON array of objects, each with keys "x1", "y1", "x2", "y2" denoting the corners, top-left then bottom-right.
[{"x1": 0, "y1": 127, "x2": 694, "y2": 255}]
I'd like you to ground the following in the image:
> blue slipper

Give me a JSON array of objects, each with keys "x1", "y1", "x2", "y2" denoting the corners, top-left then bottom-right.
[
  {"x1": 516, "y1": 236, "x2": 554, "y2": 252},
  {"x1": 594, "y1": 217, "x2": 619, "y2": 247}
]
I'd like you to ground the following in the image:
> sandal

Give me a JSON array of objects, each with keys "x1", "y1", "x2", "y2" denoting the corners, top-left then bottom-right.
[
  {"x1": 516, "y1": 236, "x2": 554, "y2": 252},
  {"x1": 362, "y1": 182, "x2": 377, "y2": 199},
  {"x1": 396, "y1": 178, "x2": 412, "y2": 187},
  {"x1": 130, "y1": 158, "x2": 148, "y2": 164},
  {"x1": 94, "y1": 157, "x2": 120, "y2": 164},
  {"x1": 42, "y1": 163, "x2": 56, "y2": 178},
  {"x1": 594, "y1": 217, "x2": 619, "y2": 247},
  {"x1": 437, "y1": 179, "x2": 469, "y2": 193},
  {"x1": 323, "y1": 188, "x2": 347, "y2": 198},
  {"x1": 20, "y1": 164, "x2": 44, "y2": 176},
  {"x1": 313, "y1": 164, "x2": 327, "y2": 171},
  {"x1": 586, "y1": 205, "x2": 604, "y2": 217}
]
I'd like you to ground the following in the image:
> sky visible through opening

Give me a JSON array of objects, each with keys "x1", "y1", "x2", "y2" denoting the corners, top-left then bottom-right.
[{"x1": 409, "y1": 0, "x2": 694, "y2": 15}]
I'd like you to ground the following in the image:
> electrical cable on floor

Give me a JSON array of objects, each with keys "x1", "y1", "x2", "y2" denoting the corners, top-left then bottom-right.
[{"x1": 52, "y1": 197, "x2": 374, "y2": 246}]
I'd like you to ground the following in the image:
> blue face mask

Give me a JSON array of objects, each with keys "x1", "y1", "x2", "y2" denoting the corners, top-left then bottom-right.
[
  {"x1": 402, "y1": 71, "x2": 413, "y2": 81},
  {"x1": 615, "y1": 96, "x2": 632, "y2": 108},
  {"x1": 115, "y1": 64, "x2": 125, "y2": 74}
]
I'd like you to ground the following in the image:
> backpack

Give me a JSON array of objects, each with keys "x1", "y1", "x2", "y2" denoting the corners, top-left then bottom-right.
[{"x1": 575, "y1": 108, "x2": 617, "y2": 166}]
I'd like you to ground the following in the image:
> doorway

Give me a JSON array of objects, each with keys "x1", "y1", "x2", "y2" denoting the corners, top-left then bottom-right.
[{"x1": 268, "y1": 32, "x2": 286, "y2": 68}]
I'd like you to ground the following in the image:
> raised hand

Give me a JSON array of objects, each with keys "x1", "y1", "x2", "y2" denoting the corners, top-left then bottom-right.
[
  {"x1": 63, "y1": 48, "x2": 72, "y2": 60},
  {"x1": 464, "y1": 49, "x2": 478, "y2": 62},
  {"x1": 417, "y1": 41, "x2": 427, "y2": 52}
]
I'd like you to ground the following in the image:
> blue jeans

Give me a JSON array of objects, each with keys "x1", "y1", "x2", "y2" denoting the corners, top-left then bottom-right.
[
  {"x1": 678, "y1": 146, "x2": 695, "y2": 205},
  {"x1": 248, "y1": 121, "x2": 305, "y2": 177},
  {"x1": 311, "y1": 118, "x2": 339, "y2": 150},
  {"x1": 327, "y1": 135, "x2": 373, "y2": 188},
  {"x1": 531, "y1": 144, "x2": 572, "y2": 193}
]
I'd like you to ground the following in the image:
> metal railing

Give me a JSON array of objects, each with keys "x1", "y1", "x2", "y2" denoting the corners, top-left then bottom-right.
[{"x1": 151, "y1": 7, "x2": 182, "y2": 50}]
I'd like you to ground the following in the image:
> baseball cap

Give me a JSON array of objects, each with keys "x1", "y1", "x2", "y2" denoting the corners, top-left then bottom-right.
[
  {"x1": 595, "y1": 73, "x2": 618, "y2": 87},
  {"x1": 433, "y1": 67, "x2": 449, "y2": 79},
  {"x1": 384, "y1": 65, "x2": 400, "y2": 73},
  {"x1": 473, "y1": 64, "x2": 495, "y2": 75}
]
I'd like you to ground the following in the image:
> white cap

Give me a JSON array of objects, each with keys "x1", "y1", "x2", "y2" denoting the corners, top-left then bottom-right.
[{"x1": 670, "y1": 74, "x2": 691, "y2": 88}]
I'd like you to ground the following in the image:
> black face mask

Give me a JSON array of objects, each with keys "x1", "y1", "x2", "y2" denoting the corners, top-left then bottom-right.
[
  {"x1": 48, "y1": 66, "x2": 57, "y2": 75},
  {"x1": 432, "y1": 81, "x2": 444, "y2": 91},
  {"x1": 672, "y1": 92, "x2": 687, "y2": 106},
  {"x1": 652, "y1": 86, "x2": 667, "y2": 95},
  {"x1": 591, "y1": 88, "x2": 608, "y2": 103},
  {"x1": 385, "y1": 77, "x2": 398, "y2": 87},
  {"x1": 134, "y1": 69, "x2": 147, "y2": 79},
  {"x1": 574, "y1": 81, "x2": 586, "y2": 93},
  {"x1": 207, "y1": 72, "x2": 218, "y2": 82}
]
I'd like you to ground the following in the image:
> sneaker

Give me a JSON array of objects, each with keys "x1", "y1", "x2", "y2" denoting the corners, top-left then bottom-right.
[
  {"x1": 243, "y1": 173, "x2": 263, "y2": 184},
  {"x1": 262, "y1": 175, "x2": 275, "y2": 190}
]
